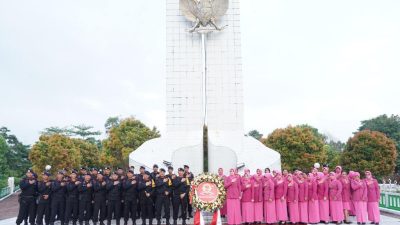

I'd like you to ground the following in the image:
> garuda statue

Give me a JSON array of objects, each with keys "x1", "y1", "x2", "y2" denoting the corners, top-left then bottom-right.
[{"x1": 179, "y1": 0, "x2": 229, "y2": 33}]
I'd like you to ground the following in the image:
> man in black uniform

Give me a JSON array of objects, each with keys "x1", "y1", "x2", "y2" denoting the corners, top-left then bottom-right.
[
  {"x1": 65, "y1": 170, "x2": 80, "y2": 225},
  {"x1": 123, "y1": 169, "x2": 139, "y2": 225},
  {"x1": 78, "y1": 167, "x2": 88, "y2": 182},
  {"x1": 106, "y1": 172, "x2": 122, "y2": 225},
  {"x1": 166, "y1": 166, "x2": 175, "y2": 206},
  {"x1": 183, "y1": 165, "x2": 193, "y2": 219},
  {"x1": 138, "y1": 172, "x2": 154, "y2": 225},
  {"x1": 91, "y1": 168, "x2": 99, "y2": 179},
  {"x1": 150, "y1": 165, "x2": 159, "y2": 180},
  {"x1": 36, "y1": 172, "x2": 52, "y2": 225},
  {"x1": 50, "y1": 171, "x2": 67, "y2": 225},
  {"x1": 93, "y1": 173, "x2": 107, "y2": 225},
  {"x1": 103, "y1": 167, "x2": 111, "y2": 182},
  {"x1": 172, "y1": 168, "x2": 188, "y2": 225},
  {"x1": 78, "y1": 174, "x2": 93, "y2": 225},
  {"x1": 16, "y1": 169, "x2": 37, "y2": 225},
  {"x1": 155, "y1": 169, "x2": 171, "y2": 225}
]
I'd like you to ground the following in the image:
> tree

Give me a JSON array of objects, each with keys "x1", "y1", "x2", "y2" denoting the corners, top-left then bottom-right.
[
  {"x1": 105, "y1": 116, "x2": 120, "y2": 133},
  {"x1": 41, "y1": 126, "x2": 73, "y2": 136},
  {"x1": 263, "y1": 125, "x2": 327, "y2": 171},
  {"x1": 0, "y1": 136, "x2": 10, "y2": 174},
  {"x1": 72, "y1": 138, "x2": 100, "y2": 168},
  {"x1": 341, "y1": 130, "x2": 396, "y2": 178},
  {"x1": 29, "y1": 134, "x2": 81, "y2": 174},
  {"x1": 247, "y1": 130, "x2": 263, "y2": 140},
  {"x1": 101, "y1": 117, "x2": 161, "y2": 168},
  {"x1": 0, "y1": 127, "x2": 31, "y2": 177},
  {"x1": 358, "y1": 114, "x2": 400, "y2": 172},
  {"x1": 71, "y1": 125, "x2": 101, "y2": 139}
]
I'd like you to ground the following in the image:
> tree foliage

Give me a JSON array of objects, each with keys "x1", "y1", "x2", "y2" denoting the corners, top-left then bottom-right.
[
  {"x1": 341, "y1": 130, "x2": 396, "y2": 178},
  {"x1": 358, "y1": 114, "x2": 400, "y2": 172},
  {"x1": 247, "y1": 130, "x2": 263, "y2": 140},
  {"x1": 263, "y1": 125, "x2": 327, "y2": 171},
  {"x1": 101, "y1": 117, "x2": 161, "y2": 168}
]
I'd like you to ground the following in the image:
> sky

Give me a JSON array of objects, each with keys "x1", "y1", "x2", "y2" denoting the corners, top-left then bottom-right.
[{"x1": 0, "y1": 0, "x2": 399, "y2": 145}]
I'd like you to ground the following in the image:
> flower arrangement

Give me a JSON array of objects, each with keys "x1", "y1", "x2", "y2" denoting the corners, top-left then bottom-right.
[{"x1": 191, "y1": 173, "x2": 226, "y2": 212}]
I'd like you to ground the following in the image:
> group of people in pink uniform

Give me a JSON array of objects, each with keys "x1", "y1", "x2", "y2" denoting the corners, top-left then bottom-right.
[{"x1": 218, "y1": 165, "x2": 381, "y2": 225}]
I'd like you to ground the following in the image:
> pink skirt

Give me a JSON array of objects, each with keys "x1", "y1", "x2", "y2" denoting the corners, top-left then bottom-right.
[
  {"x1": 349, "y1": 200, "x2": 356, "y2": 216},
  {"x1": 241, "y1": 202, "x2": 254, "y2": 223},
  {"x1": 367, "y1": 202, "x2": 380, "y2": 223},
  {"x1": 275, "y1": 198, "x2": 288, "y2": 221},
  {"x1": 353, "y1": 201, "x2": 367, "y2": 223},
  {"x1": 288, "y1": 201, "x2": 299, "y2": 223},
  {"x1": 264, "y1": 200, "x2": 277, "y2": 224},
  {"x1": 308, "y1": 200, "x2": 320, "y2": 223},
  {"x1": 342, "y1": 201, "x2": 351, "y2": 210},
  {"x1": 298, "y1": 201, "x2": 308, "y2": 223},
  {"x1": 227, "y1": 199, "x2": 242, "y2": 225},
  {"x1": 253, "y1": 202, "x2": 263, "y2": 222},
  {"x1": 330, "y1": 200, "x2": 344, "y2": 222},
  {"x1": 319, "y1": 199, "x2": 330, "y2": 222}
]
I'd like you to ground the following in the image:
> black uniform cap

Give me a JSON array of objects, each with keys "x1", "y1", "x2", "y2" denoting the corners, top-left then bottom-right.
[
  {"x1": 42, "y1": 171, "x2": 51, "y2": 177},
  {"x1": 70, "y1": 170, "x2": 78, "y2": 175},
  {"x1": 104, "y1": 167, "x2": 111, "y2": 170},
  {"x1": 140, "y1": 166, "x2": 146, "y2": 170},
  {"x1": 178, "y1": 168, "x2": 184, "y2": 172},
  {"x1": 91, "y1": 167, "x2": 98, "y2": 171},
  {"x1": 153, "y1": 164, "x2": 159, "y2": 168},
  {"x1": 27, "y1": 169, "x2": 34, "y2": 173},
  {"x1": 159, "y1": 168, "x2": 166, "y2": 173},
  {"x1": 168, "y1": 166, "x2": 173, "y2": 170},
  {"x1": 127, "y1": 169, "x2": 134, "y2": 174},
  {"x1": 80, "y1": 167, "x2": 86, "y2": 170},
  {"x1": 184, "y1": 165, "x2": 189, "y2": 169},
  {"x1": 57, "y1": 170, "x2": 64, "y2": 175}
]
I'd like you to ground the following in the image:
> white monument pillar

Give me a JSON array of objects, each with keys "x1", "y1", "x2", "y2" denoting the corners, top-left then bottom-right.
[{"x1": 129, "y1": 0, "x2": 281, "y2": 174}]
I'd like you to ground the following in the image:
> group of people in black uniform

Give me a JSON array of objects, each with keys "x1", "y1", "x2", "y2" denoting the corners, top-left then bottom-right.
[{"x1": 16, "y1": 164, "x2": 194, "y2": 225}]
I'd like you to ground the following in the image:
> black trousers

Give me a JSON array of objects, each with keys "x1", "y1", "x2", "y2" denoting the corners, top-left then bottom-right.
[
  {"x1": 78, "y1": 200, "x2": 92, "y2": 222},
  {"x1": 123, "y1": 199, "x2": 138, "y2": 222},
  {"x1": 172, "y1": 196, "x2": 187, "y2": 220},
  {"x1": 16, "y1": 196, "x2": 36, "y2": 225},
  {"x1": 155, "y1": 195, "x2": 170, "y2": 221},
  {"x1": 140, "y1": 198, "x2": 153, "y2": 220},
  {"x1": 64, "y1": 197, "x2": 79, "y2": 223},
  {"x1": 107, "y1": 200, "x2": 121, "y2": 222},
  {"x1": 50, "y1": 198, "x2": 65, "y2": 223},
  {"x1": 93, "y1": 198, "x2": 107, "y2": 222},
  {"x1": 36, "y1": 201, "x2": 50, "y2": 225}
]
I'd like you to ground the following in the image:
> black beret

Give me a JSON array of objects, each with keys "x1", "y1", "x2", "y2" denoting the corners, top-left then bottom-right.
[
  {"x1": 153, "y1": 164, "x2": 159, "y2": 168},
  {"x1": 160, "y1": 168, "x2": 166, "y2": 172},
  {"x1": 42, "y1": 171, "x2": 51, "y2": 177},
  {"x1": 184, "y1": 165, "x2": 189, "y2": 168},
  {"x1": 91, "y1": 168, "x2": 98, "y2": 171},
  {"x1": 127, "y1": 169, "x2": 134, "y2": 174},
  {"x1": 140, "y1": 166, "x2": 145, "y2": 170},
  {"x1": 178, "y1": 168, "x2": 184, "y2": 172},
  {"x1": 104, "y1": 167, "x2": 111, "y2": 170},
  {"x1": 80, "y1": 167, "x2": 86, "y2": 170},
  {"x1": 168, "y1": 166, "x2": 173, "y2": 170}
]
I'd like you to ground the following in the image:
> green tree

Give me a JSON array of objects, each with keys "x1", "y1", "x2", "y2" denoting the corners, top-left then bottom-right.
[
  {"x1": 101, "y1": 117, "x2": 161, "y2": 168},
  {"x1": 341, "y1": 130, "x2": 396, "y2": 178},
  {"x1": 72, "y1": 138, "x2": 100, "y2": 168},
  {"x1": 247, "y1": 130, "x2": 263, "y2": 140},
  {"x1": 0, "y1": 127, "x2": 31, "y2": 177},
  {"x1": 105, "y1": 116, "x2": 121, "y2": 133},
  {"x1": 29, "y1": 134, "x2": 81, "y2": 174},
  {"x1": 263, "y1": 125, "x2": 327, "y2": 171},
  {"x1": 358, "y1": 114, "x2": 400, "y2": 172},
  {"x1": 0, "y1": 136, "x2": 10, "y2": 174},
  {"x1": 71, "y1": 125, "x2": 101, "y2": 140}
]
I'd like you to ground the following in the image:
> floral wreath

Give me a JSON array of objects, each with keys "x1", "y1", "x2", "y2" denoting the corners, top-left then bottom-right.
[{"x1": 190, "y1": 173, "x2": 226, "y2": 212}]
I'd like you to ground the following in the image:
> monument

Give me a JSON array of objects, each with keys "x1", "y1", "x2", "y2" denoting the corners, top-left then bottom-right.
[{"x1": 129, "y1": 0, "x2": 281, "y2": 175}]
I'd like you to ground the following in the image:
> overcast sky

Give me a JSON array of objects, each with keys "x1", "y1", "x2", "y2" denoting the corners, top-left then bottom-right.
[{"x1": 1, "y1": 0, "x2": 399, "y2": 145}]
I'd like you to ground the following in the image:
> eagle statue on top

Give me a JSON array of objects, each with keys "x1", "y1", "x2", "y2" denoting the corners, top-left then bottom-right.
[{"x1": 179, "y1": 0, "x2": 229, "y2": 33}]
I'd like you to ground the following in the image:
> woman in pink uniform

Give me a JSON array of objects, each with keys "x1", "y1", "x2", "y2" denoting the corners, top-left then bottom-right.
[
  {"x1": 218, "y1": 168, "x2": 227, "y2": 217},
  {"x1": 365, "y1": 171, "x2": 380, "y2": 225},
  {"x1": 308, "y1": 173, "x2": 320, "y2": 224},
  {"x1": 351, "y1": 172, "x2": 368, "y2": 224},
  {"x1": 286, "y1": 174, "x2": 299, "y2": 224},
  {"x1": 224, "y1": 169, "x2": 242, "y2": 225},
  {"x1": 329, "y1": 172, "x2": 344, "y2": 224},
  {"x1": 340, "y1": 171, "x2": 352, "y2": 224},
  {"x1": 252, "y1": 169, "x2": 264, "y2": 223},
  {"x1": 274, "y1": 172, "x2": 288, "y2": 223},
  {"x1": 298, "y1": 173, "x2": 308, "y2": 224},
  {"x1": 317, "y1": 172, "x2": 329, "y2": 224},
  {"x1": 263, "y1": 173, "x2": 276, "y2": 224},
  {"x1": 241, "y1": 169, "x2": 254, "y2": 224}
]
